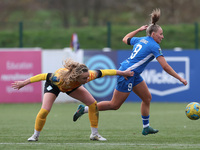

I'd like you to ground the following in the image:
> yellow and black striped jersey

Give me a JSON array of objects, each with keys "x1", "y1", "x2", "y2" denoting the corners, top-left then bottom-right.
[{"x1": 30, "y1": 68, "x2": 117, "y2": 93}]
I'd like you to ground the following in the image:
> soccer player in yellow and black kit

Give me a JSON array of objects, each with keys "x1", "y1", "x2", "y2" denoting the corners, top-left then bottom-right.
[{"x1": 12, "y1": 59, "x2": 133, "y2": 142}]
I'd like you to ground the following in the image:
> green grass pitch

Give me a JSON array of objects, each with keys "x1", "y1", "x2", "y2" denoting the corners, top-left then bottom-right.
[{"x1": 0, "y1": 102, "x2": 200, "y2": 150}]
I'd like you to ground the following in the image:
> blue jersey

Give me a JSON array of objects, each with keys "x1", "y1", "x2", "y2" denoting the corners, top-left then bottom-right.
[{"x1": 120, "y1": 36, "x2": 163, "y2": 74}]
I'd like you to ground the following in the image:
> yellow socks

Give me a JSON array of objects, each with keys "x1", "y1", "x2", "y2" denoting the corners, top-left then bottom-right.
[
  {"x1": 88, "y1": 101, "x2": 99, "y2": 128},
  {"x1": 35, "y1": 108, "x2": 49, "y2": 132}
]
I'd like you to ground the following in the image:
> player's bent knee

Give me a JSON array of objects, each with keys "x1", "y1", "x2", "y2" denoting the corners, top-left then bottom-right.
[
  {"x1": 38, "y1": 108, "x2": 49, "y2": 119},
  {"x1": 140, "y1": 92, "x2": 152, "y2": 103},
  {"x1": 142, "y1": 97, "x2": 152, "y2": 105}
]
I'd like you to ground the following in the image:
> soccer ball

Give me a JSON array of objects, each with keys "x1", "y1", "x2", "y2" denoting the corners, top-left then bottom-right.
[{"x1": 185, "y1": 102, "x2": 200, "y2": 120}]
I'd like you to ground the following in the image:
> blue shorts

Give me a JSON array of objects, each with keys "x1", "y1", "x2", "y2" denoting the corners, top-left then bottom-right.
[{"x1": 116, "y1": 72, "x2": 143, "y2": 93}]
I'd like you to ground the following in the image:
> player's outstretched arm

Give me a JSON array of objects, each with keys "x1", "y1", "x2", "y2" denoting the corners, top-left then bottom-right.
[
  {"x1": 157, "y1": 56, "x2": 187, "y2": 86},
  {"x1": 100, "y1": 69, "x2": 134, "y2": 78},
  {"x1": 11, "y1": 73, "x2": 48, "y2": 90}
]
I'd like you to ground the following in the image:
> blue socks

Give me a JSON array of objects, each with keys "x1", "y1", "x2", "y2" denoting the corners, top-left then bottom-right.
[{"x1": 142, "y1": 115, "x2": 149, "y2": 128}]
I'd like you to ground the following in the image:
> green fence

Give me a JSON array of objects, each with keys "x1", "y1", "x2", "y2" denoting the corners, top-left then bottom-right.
[{"x1": 0, "y1": 22, "x2": 199, "y2": 50}]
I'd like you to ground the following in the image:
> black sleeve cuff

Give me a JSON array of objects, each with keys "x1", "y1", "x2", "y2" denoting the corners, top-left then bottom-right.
[
  {"x1": 96, "y1": 70, "x2": 102, "y2": 78},
  {"x1": 127, "y1": 38, "x2": 131, "y2": 45},
  {"x1": 46, "y1": 73, "x2": 53, "y2": 82}
]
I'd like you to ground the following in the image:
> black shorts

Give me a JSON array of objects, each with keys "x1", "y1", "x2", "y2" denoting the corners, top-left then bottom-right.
[{"x1": 44, "y1": 73, "x2": 80, "y2": 97}]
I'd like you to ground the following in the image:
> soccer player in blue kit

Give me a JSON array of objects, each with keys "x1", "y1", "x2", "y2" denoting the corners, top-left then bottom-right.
[{"x1": 73, "y1": 9, "x2": 188, "y2": 135}]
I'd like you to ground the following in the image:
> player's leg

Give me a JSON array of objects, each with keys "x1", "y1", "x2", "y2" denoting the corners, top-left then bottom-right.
[
  {"x1": 28, "y1": 93, "x2": 57, "y2": 141},
  {"x1": 132, "y1": 80, "x2": 151, "y2": 116},
  {"x1": 132, "y1": 80, "x2": 158, "y2": 135},
  {"x1": 69, "y1": 86, "x2": 106, "y2": 141},
  {"x1": 73, "y1": 74, "x2": 131, "y2": 121},
  {"x1": 73, "y1": 89, "x2": 130, "y2": 122},
  {"x1": 28, "y1": 81, "x2": 59, "y2": 142},
  {"x1": 98, "y1": 89, "x2": 130, "y2": 111}
]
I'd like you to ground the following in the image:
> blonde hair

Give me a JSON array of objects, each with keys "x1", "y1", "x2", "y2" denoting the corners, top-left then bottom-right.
[
  {"x1": 58, "y1": 59, "x2": 88, "y2": 87},
  {"x1": 146, "y1": 8, "x2": 161, "y2": 36}
]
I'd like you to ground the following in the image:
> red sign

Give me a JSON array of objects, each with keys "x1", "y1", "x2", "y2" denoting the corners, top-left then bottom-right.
[{"x1": 0, "y1": 49, "x2": 42, "y2": 103}]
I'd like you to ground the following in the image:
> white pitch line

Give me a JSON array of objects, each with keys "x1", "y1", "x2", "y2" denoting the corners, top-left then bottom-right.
[{"x1": 1, "y1": 143, "x2": 200, "y2": 147}]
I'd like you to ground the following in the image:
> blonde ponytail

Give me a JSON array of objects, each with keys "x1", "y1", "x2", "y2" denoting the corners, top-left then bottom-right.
[
  {"x1": 150, "y1": 8, "x2": 161, "y2": 25},
  {"x1": 146, "y1": 8, "x2": 161, "y2": 36}
]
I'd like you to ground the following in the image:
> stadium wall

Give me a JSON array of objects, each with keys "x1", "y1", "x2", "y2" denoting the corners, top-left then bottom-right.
[
  {"x1": 84, "y1": 50, "x2": 200, "y2": 103},
  {"x1": 0, "y1": 48, "x2": 199, "y2": 103},
  {"x1": 0, "y1": 48, "x2": 42, "y2": 103}
]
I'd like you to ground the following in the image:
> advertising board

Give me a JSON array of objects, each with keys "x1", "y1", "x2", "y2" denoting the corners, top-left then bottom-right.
[{"x1": 0, "y1": 49, "x2": 42, "y2": 103}]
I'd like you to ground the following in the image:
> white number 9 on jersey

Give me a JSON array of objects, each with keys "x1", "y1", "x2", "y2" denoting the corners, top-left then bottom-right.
[{"x1": 130, "y1": 44, "x2": 142, "y2": 59}]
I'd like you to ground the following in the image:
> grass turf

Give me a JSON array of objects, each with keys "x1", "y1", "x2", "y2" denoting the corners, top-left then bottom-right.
[{"x1": 0, "y1": 102, "x2": 200, "y2": 150}]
